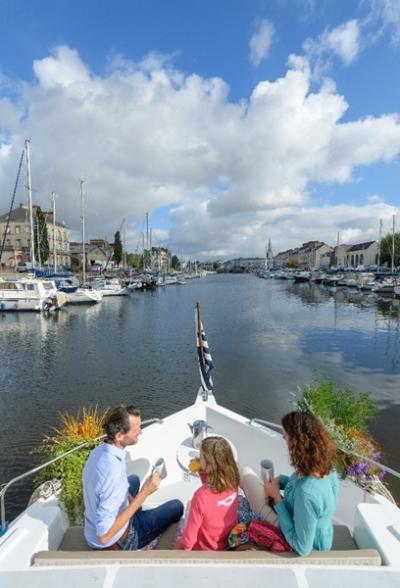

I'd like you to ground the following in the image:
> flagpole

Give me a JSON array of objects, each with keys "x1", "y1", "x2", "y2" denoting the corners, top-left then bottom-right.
[{"x1": 196, "y1": 301, "x2": 204, "y2": 365}]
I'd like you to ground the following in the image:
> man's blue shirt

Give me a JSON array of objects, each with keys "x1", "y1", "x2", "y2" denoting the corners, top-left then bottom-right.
[{"x1": 83, "y1": 443, "x2": 129, "y2": 548}]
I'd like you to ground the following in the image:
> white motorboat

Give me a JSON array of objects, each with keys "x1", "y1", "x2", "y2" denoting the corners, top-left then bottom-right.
[
  {"x1": 67, "y1": 288, "x2": 103, "y2": 304},
  {"x1": 0, "y1": 277, "x2": 67, "y2": 312},
  {"x1": 1, "y1": 395, "x2": 400, "y2": 586},
  {"x1": 91, "y1": 278, "x2": 128, "y2": 296},
  {"x1": 1, "y1": 305, "x2": 399, "y2": 586}
]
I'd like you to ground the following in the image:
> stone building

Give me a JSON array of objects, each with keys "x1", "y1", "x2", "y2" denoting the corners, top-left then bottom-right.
[
  {"x1": 151, "y1": 247, "x2": 171, "y2": 272},
  {"x1": 0, "y1": 203, "x2": 70, "y2": 268},
  {"x1": 345, "y1": 241, "x2": 378, "y2": 268}
]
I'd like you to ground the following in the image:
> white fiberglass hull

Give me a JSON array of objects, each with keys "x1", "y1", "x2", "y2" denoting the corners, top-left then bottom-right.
[
  {"x1": 1, "y1": 389, "x2": 399, "y2": 587},
  {"x1": 0, "y1": 296, "x2": 43, "y2": 311},
  {"x1": 67, "y1": 289, "x2": 103, "y2": 304}
]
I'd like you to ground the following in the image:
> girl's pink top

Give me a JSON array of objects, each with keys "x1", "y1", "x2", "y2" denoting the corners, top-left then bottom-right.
[{"x1": 180, "y1": 474, "x2": 238, "y2": 551}]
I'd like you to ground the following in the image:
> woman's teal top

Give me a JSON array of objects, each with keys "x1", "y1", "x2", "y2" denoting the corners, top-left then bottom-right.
[{"x1": 274, "y1": 470, "x2": 339, "y2": 556}]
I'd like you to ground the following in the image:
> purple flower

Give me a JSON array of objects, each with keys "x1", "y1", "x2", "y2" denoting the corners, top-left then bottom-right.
[{"x1": 378, "y1": 469, "x2": 386, "y2": 480}]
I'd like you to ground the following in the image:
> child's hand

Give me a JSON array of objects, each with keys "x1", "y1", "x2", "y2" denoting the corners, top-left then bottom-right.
[{"x1": 188, "y1": 458, "x2": 201, "y2": 473}]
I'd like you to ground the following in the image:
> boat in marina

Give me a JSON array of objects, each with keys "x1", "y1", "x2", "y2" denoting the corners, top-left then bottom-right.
[
  {"x1": 1, "y1": 308, "x2": 399, "y2": 587},
  {"x1": 0, "y1": 276, "x2": 67, "y2": 312},
  {"x1": 90, "y1": 278, "x2": 128, "y2": 296},
  {"x1": 66, "y1": 288, "x2": 103, "y2": 304}
]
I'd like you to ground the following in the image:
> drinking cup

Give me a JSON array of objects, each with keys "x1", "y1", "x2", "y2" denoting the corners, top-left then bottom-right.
[
  {"x1": 152, "y1": 457, "x2": 167, "y2": 480},
  {"x1": 260, "y1": 459, "x2": 274, "y2": 483}
]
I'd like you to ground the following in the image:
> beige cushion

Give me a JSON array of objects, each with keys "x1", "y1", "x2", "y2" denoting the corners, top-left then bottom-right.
[
  {"x1": 58, "y1": 523, "x2": 179, "y2": 552},
  {"x1": 39, "y1": 523, "x2": 380, "y2": 566},
  {"x1": 34, "y1": 548, "x2": 382, "y2": 566},
  {"x1": 58, "y1": 524, "x2": 357, "y2": 553}
]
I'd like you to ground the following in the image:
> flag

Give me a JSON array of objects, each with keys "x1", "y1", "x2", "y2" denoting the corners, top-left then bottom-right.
[{"x1": 195, "y1": 302, "x2": 214, "y2": 392}]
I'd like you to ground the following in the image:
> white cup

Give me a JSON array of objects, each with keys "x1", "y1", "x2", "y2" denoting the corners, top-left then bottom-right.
[
  {"x1": 152, "y1": 457, "x2": 167, "y2": 480},
  {"x1": 260, "y1": 459, "x2": 274, "y2": 483}
]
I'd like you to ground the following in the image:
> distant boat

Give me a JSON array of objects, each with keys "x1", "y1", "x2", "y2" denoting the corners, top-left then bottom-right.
[{"x1": 0, "y1": 277, "x2": 67, "y2": 312}]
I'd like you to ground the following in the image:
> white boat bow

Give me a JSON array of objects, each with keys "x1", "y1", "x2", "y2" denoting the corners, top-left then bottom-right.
[{"x1": 1, "y1": 387, "x2": 400, "y2": 587}]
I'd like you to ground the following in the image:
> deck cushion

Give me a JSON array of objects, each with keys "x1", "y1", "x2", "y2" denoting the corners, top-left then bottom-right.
[
  {"x1": 34, "y1": 548, "x2": 382, "y2": 566},
  {"x1": 35, "y1": 524, "x2": 381, "y2": 566}
]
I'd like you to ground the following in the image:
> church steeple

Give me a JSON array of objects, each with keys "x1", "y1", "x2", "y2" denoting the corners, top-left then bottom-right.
[{"x1": 265, "y1": 239, "x2": 273, "y2": 269}]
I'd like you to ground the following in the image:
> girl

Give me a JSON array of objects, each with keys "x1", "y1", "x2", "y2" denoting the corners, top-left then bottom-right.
[{"x1": 179, "y1": 436, "x2": 239, "y2": 550}]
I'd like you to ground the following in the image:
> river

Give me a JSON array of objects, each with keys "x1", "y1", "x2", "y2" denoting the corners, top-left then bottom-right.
[{"x1": 1, "y1": 274, "x2": 399, "y2": 521}]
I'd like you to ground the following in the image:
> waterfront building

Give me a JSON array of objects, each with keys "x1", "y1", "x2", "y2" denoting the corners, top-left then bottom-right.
[
  {"x1": 274, "y1": 241, "x2": 332, "y2": 269},
  {"x1": 70, "y1": 239, "x2": 114, "y2": 272},
  {"x1": 345, "y1": 241, "x2": 378, "y2": 268},
  {"x1": 151, "y1": 246, "x2": 171, "y2": 272},
  {"x1": 0, "y1": 203, "x2": 70, "y2": 269}
]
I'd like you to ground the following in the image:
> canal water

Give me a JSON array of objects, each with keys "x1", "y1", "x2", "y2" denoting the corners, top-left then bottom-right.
[{"x1": 1, "y1": 274, "x2": 399, "y2": 522}]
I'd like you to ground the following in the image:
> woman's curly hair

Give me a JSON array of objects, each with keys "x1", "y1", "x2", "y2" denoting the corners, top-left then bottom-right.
[
  {"x1": 201, "y1": 436, "x2": 240, "y2": 493},
  {"x1": 282, "y1": 411, "x2": 337, "y2": 477}
]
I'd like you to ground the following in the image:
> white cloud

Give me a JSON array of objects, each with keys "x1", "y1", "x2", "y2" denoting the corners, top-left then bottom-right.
[
  {"x1": 362, "y1": 0, "x2": 400, "y2": 47},
  {"x1": 325, "y1": 20, "x2": 360, "y2": 65},
  {"x1": 0, "y1": 45, "x2": 400, "y2": 259},
  {"x1": 249, "y1": 20, "x2": 275, "y2": 66},
  {"x1": 304, "y1": 19, "x2": 360, "y2": 76}
]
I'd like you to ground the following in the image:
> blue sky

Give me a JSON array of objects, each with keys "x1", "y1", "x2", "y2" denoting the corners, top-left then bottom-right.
[{"x1": 0, "y1": 0, "x2": 400, "y2": 258}]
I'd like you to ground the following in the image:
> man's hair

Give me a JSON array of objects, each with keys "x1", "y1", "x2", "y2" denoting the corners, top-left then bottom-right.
[
  {"x1": 200, "y1": 436, "x2": 240, "y2": 493},
  {"x1": 103, "y1": 404, "x2": 140, "y2": 440}
]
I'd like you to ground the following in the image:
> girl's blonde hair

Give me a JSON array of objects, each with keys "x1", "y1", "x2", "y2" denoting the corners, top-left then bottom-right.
[{"x1": 201, "y1": 436, "x2": 239, "y2": 493}]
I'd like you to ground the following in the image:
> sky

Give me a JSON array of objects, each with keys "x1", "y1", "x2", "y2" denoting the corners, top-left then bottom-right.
[{"x1": 0, "y1": 0, "x2": 400, "y2": 260}]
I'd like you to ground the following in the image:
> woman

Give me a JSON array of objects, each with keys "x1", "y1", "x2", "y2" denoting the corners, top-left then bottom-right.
[
  {"x1": 178, "y1": 436, "x2": 239, "y2": 550},
  {"x1": 241, "y1": 411, "x2": 338, "y2": 556}
]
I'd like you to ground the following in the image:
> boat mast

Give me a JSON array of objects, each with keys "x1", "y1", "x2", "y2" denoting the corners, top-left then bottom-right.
[
  {"x1": 392, "y1": 215, "x2": 396, "y2": 274},
  {"x1": 24, "y1": 139, "x2": 36, "y2": 268},
  {"x1": 80, "y1": 179, "x2": 86, "y2": 284},
  {"x1": 377, "y1": 219, "x2": 383, "y2": 270},
  {"x1": 51, "y1": 192, "x2": 57, "y2": 272}
]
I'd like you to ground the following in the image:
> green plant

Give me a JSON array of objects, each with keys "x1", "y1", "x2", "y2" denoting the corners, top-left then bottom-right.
[
  {"x1": 33, "y1": 406, "x2": 108, "y2": 524},
  {"x1": 296, "y1": 375, "x2": 383, "y2": 483},
  {"x1": 297, "y1": 374, "x2": 378, "y2": 433}
]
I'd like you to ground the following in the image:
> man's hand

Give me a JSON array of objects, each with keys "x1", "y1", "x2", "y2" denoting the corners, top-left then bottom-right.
[{"x1": 141, "y1": 471, "x2": 161, "y2": 497}]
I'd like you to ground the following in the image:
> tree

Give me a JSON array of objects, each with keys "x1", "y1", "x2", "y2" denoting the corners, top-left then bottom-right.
[
  {"x1": 113, "y1": 231, "x2": 123, "y2": 266},
  {"x1": 126, "y1": 253, "x2": 142, "y2": 268},
  {"x1": 171, "y1": 255, "x2": 180, "y2": 270},
  {"x1": 380, "y1": 233, "x2": 400, "y2": 268},
  {"x1": 34, "y1": 206, "x2": 49, "y2": 265}
]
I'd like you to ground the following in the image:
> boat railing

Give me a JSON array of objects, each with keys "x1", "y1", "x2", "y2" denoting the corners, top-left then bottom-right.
[
  {"x1": 0, "y1": 418, "x2": 163, "y2": 536},
  {"x1": 249, "y1": 417, "x2": 400, "y2": 481}
]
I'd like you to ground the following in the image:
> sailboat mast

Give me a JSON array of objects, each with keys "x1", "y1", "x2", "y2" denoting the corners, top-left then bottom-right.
[
  {"x1": 52, "y1": 192, "x2": 57, "y2": 272},
  {"x1": 80, "y1": 179, "x2": 86, "y2": 284},
  {"x1": 378, "y1": 219, "x2": 383, "y2": 270},
  {"x1": 24, "y1": 139, "x2": 35, "y2": 268},
  {"x1": 392, "y1": 215, "x2": 396, "y2": 274}
]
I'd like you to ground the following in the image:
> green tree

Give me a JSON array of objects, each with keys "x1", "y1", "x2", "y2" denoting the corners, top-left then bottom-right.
[
  {"x1": 113, "y1": 231, "x2": 123, "y2": 266},
  {"x1": 126, "y1": 253, "x2": 143, "y2": 268},
  {"x1": 171, "y1": 255, "x2": 180, "y2": 269},
  {"x1": 34, "y1": 206, "x2": 49, "y2": 265},
  {"x1": 380, "y1": 233, "x2": 400, "y2": 268}
]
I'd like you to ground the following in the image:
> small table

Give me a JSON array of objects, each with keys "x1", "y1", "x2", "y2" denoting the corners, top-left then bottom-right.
[{"x1": 176, "y1": 436, "x2": 238, "y2": 472}]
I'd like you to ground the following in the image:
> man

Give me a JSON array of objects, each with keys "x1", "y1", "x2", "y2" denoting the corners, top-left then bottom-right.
[{"x1": 83, "y1": 404, "x2": 183, "y2": 550}]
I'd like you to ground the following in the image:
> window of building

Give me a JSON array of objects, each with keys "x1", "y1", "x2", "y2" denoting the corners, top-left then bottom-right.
[
  {"x1": 15, "y1": 225, "x2": 20, "y2": 234},
  {"x1": 16, "y1": 239, "x2": 21, "y2": 247}
]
